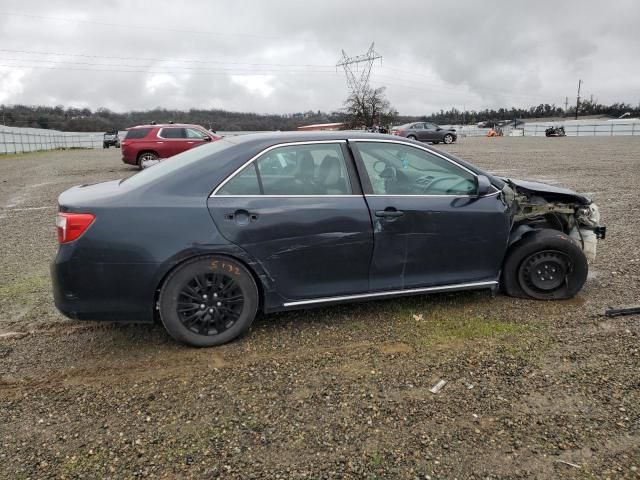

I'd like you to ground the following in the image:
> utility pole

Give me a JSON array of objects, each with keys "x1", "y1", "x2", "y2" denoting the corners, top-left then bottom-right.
[
  {"x1": 564, "y1": 96, "x2": 569, "y2": 113},
  {"x1": 575, "y1": 79, "x2": 582, "y2": 120}
]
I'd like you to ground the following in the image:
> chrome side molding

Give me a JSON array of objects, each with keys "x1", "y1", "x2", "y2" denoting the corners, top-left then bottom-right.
[{"x1": 282, "y1": 280, "x2": 498, "y2": 307}]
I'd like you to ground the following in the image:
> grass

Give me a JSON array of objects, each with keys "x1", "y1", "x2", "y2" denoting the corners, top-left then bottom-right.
[
  {"x1": 0, "y1": 148, "x2": 92, "y2": 160},
  {"x1": 0, "y1": 272, "x2": 50, "y2": 302}
]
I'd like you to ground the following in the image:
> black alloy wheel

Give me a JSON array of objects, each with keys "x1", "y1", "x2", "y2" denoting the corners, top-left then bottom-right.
[{"x1": 159, "y1": 256, "x2": 258, "y2": 347}]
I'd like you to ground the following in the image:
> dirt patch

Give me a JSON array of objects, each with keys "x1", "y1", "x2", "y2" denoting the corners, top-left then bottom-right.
[{"x1": 1, "y1": 138, "x2": 640, "y2": 479}]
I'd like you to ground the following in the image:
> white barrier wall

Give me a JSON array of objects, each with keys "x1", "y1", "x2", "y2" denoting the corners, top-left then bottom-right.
[
  {"x1": 0, "y1": 125, "x2": 117, "y2": 154},
  {"x1": 444, "y1": 120, "x2": 640, "y2": 137}
]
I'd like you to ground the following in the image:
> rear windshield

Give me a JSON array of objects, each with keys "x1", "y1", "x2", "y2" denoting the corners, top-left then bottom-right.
[
  {"x1": 122, "y1": 139, "x2": 235, "y2": 188},
  {"x1": 125, "y1": 128, "x2": 152, "y2": 139}
]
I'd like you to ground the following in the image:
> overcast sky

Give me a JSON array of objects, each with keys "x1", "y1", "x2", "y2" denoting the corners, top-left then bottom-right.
[{"x1": 1, "y1": 0, "x2": 639, "y2": 115}]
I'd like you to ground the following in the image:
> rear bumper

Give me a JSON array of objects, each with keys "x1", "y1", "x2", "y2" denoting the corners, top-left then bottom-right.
[{"x1": 51, "y1": 246, "x2": 156, "y2": 323}]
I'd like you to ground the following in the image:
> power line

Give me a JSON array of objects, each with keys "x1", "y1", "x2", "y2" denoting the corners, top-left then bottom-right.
[
  {"x1": 4, "y1": 12, "x2": 284, "y2": 40},
  {"x1": 0, "y1": 57, "x2": 336, "y2": 73},
  {"x1": 0, "y1": 48, "x2": 335, "y2": 68},
  {"x1": 0, "y1": 62, "x2": 340, "y2": 76}
]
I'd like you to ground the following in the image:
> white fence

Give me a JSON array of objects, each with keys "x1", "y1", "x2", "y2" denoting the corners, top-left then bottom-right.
[
  {"x1": 2, "y1": 121, "x2": 639, "y2": 154},
  {"x1": 0, "y1": 125, "x2": 128, "y2": 154},
  {"x1": 444, "y1": 120, "x2": 640, "y2": 137}
]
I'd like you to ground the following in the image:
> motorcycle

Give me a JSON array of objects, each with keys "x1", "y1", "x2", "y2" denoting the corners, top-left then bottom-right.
[{"x1": 545, "y1": 126, "x2": 566, "y2": 137}]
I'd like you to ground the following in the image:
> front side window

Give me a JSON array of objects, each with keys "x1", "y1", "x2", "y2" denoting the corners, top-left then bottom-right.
[
  {"x1": 216, "y1": 143, "x2": 352, "y2": 196},
  {"x1": 355, "y1": 142, "x2": 476, "y2": 196},
  {"x1": 160, "y1": 127, "x2": 186, "y2": 139},
  {"x1": 186, "y1": 128, "x2": 207, "y2": 139}
]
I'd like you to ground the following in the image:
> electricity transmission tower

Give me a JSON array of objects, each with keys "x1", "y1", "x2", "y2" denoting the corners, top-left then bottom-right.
[{"x1": 336, "y1": 43, "x2": 382, "y2": 95}]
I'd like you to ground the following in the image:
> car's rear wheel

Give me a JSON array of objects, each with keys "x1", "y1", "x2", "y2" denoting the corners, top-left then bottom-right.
[
  {"x1": 502, "y1": 229, "x2": 588, "y2": 300},
  {"x1": 407, "y1": 135, "x2": 417, "y2": 140},
  {"x1": 159, "y1": 256, "x2": 258, "y2": 347},
  {"x1": 443, "y1": 134, "x2": 454, "y2": 144},
  {"x1": 137, "y1": 151, "x2": 158, "y2": 169}
]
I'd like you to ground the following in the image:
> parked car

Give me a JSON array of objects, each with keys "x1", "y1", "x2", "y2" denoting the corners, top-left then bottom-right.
[
  {"x1": 103, "y1": 131, "x2": 120, "y2": 148},
  {"x1": 392, "y1": 122, "x2": 457, "y2": 144},
  {"x1": 120, "y1": 123, "x2": 221, "y2": 168},
  {"x1": 545, "y1": 126, "x2": 566, "y2": 137},
  {"x1": 52, "y1": 132, "x2": 605, "y2": 347}
]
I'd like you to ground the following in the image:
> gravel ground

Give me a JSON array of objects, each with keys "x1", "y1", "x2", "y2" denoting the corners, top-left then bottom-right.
[{"x1": 1, "y1": 137, "x2": 639, "y2": 479}]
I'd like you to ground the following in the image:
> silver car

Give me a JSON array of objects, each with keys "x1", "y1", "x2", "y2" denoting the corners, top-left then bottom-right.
[{"x1": 391, "y1": 122, "x2": 457, "y2": 144}]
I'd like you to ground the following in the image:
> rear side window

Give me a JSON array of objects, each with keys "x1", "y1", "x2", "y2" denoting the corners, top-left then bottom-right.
[
  {"x1": 125, "y1": 128, "x2": 152, "y2": 139},
  {"x1": 159, "y1": 128, "x2": 186, "y2": 139},
  {"x1": 216, "y1": 143, "x2": 352, "y2": 196}
]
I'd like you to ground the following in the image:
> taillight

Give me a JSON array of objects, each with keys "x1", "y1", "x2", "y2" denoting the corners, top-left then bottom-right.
[
  {"x1": 392, "y1": 130, "x2": 403, "y2": 136},
  {"x1": 56, "y1": 213, "x2": 95, "y2": 244}
]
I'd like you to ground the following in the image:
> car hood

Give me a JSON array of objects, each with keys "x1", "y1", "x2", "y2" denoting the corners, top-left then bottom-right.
[{"x1": 503, "y1": 178, "x2": 591, "y2": 205}]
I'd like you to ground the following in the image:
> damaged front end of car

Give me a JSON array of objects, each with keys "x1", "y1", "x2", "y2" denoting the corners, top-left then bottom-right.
[{"x1": 502, "y1": 178, "x2": 606, "y2": 263}]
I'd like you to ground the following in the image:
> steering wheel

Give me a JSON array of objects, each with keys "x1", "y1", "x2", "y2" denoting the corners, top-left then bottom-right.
[{"x1": 414, "y1": 175, "x2": 463, "y2": 194}]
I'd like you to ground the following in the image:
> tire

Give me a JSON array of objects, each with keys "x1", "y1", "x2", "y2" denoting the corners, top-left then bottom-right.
[
  {"x1": 103, "y1": 144, "x2": 108, "y2": 149},
  {"x1": 137, "y1": 151, "x2": 158, "y2": 169},
  {"x1": 502, "y1": 229, "x2": 588, "y2": 300},
  {"x1": 159, "y1": 256, "x2": 259, "y2": 347},
  {"x1": 443, "y1": 134, "x2": 454, "y2": 144},
  {"x1": 407, "y1": 135, "x2": 417, "y2": 141}
]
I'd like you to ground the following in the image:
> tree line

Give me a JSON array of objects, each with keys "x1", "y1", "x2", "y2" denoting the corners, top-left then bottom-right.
[{"x1": 1, "y1": 100, "x2": 638, "y2": 132}]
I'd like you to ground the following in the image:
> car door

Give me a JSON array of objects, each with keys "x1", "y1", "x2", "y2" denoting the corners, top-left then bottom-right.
[
  {"x1": 157, "y1": 127, "x2": 187, "y2": 158},
  {"x1": 423, "y1": 123, "x2": 439, "y2": 141},
  {"x1": 409, "y1": 123, "x2": 424, "y2": 140},
  {"x1": 184, "y1": 127, "x2": 211, "y2": 152},
  {"x1": 350, "y1": 140, "x2": 511, "y2": 291},
  {"x1": 207, "y1": 141, "x2": 374, "y2": 300}
]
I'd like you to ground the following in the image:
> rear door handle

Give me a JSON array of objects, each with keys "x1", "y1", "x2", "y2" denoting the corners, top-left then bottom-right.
[{"x1": 375, "y1": 209, "x2": 404, "y2": 218}]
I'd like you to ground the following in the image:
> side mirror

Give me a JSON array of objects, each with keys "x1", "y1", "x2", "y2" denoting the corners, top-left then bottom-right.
[
  {"x1": 476, "y1": 175, "x2": 492, "y2": 197},
  {"x1": 203, "y1": 136, "x2": 212, "y2": 142}
]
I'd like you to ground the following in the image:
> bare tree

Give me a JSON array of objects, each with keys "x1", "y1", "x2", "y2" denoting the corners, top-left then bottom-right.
[{"x1": 343, "y1": 86, "x2": 397, "y2": 129}]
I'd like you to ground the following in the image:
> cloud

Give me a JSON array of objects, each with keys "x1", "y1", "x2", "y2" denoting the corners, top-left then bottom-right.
[{"x1": 0, "y1": 0, "x2": 639, "y2": 115}]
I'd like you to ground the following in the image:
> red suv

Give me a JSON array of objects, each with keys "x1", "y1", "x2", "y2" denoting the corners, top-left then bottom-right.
[{"x1": 121, "y1": 124, "x2": 221, "y2": 168}]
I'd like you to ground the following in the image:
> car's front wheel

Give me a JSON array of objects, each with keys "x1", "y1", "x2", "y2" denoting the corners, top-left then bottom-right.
[
  {"x1": 159, "y1": 256, "x2": 259, "y2": 347},
  {"x1": 502, "y1": 229, "x2": 588, "y2": 300},
  {"x1": 443, "y1": 134, "x2": 454, "y2": 144}
]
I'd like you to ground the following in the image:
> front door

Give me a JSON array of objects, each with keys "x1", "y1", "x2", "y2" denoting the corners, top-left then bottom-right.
[
  {"x1": 207, "y1": 141, "x2": 373, "y2": 300},
  {"x1": 351, "y1": 140, "x2": 510, "y2": 291}
]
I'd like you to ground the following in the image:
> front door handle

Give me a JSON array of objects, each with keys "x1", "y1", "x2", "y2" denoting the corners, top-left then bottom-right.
[{"x1": 375, "y1": 208, "x2": 404, "y2": 218}]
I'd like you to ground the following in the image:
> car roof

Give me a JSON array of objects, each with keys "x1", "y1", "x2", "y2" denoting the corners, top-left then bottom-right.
[
  {"x1": 222, "y1": 130, "x2": 399, "y2": 144},
  {"x1": 127, "y1": 123, "x2": 206, "y2": 129}
]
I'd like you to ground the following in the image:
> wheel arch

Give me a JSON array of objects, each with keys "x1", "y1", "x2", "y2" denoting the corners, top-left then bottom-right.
[{"x1": 152, "y1": 252, "x2": 267, "y2": 321}]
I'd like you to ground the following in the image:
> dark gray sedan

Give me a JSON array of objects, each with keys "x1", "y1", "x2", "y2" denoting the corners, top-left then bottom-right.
[
  {"x1": 52, "y1": 132, "x2": 604, "y2": 347},
  {"x1": 392, "y1": 122, "x2": 457, "y2": 144}
]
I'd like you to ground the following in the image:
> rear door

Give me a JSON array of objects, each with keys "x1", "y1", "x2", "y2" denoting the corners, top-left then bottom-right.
[
  {"x1": 350, "y1": 140, "x2": 510, "y2": 291},
  {"x1": 207, "y1": 141, "x2": 374, "y2": 301}
]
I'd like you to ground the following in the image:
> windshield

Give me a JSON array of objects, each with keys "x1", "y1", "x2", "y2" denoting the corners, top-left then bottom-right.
[{"x1": 122, "y1": 139, "x2": 235, "y2": 188}]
